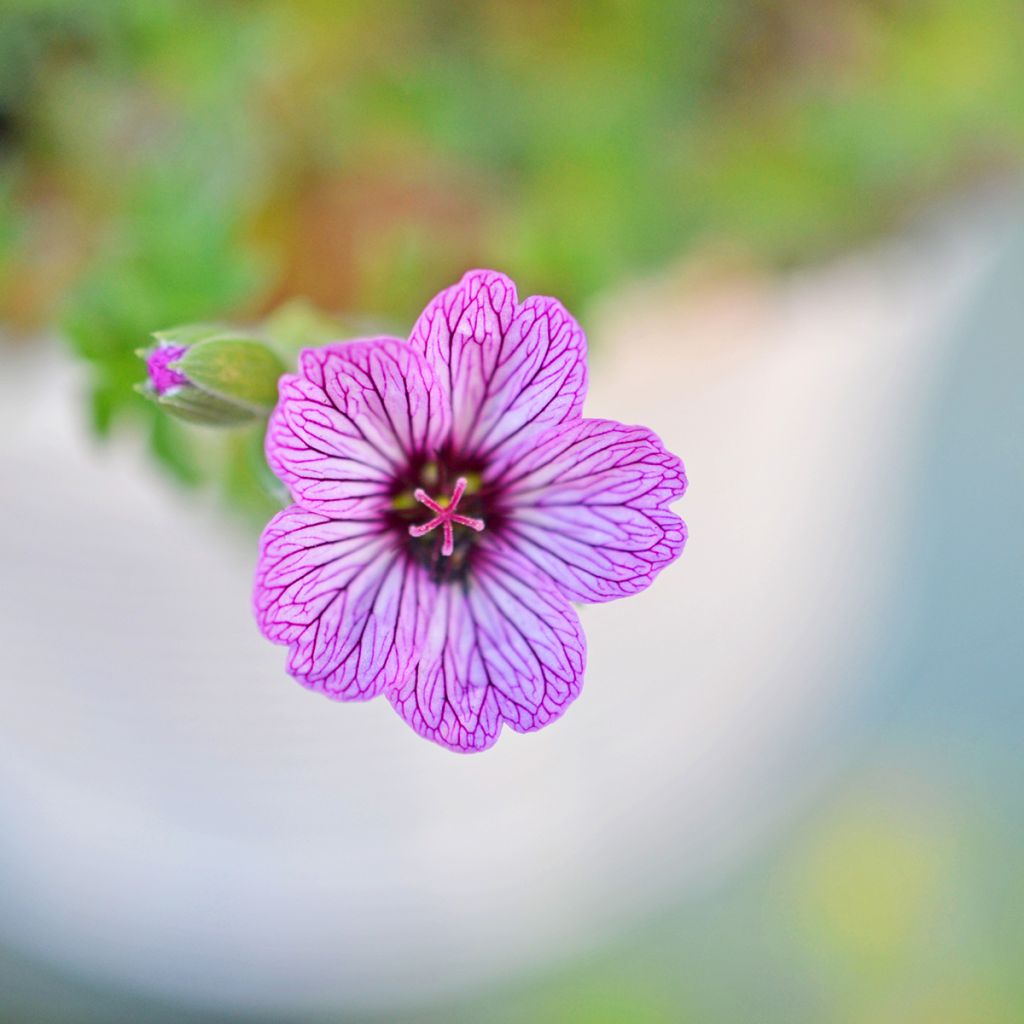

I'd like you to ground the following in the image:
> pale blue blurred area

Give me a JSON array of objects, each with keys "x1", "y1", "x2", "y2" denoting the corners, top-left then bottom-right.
[
  {"x1": 1, "y1": 200, "x2": 1021, "y2": 1024},
  {"x1": 882, "y1": 223, "x2": 1023, "y2": 762}
]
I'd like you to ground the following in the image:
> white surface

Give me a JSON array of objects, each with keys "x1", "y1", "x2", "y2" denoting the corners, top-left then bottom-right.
[{"x1": 0, "y1": 210, "x2": 1001, "y2": 1013}]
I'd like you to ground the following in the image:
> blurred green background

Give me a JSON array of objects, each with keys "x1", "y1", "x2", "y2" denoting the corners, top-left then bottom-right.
[
  {"x1": 2, "y1": 0, "x2": 1023, "y2": 519},
  {"x1": 0, "y1": 2, "x2": 1022, "y2": 1023}
]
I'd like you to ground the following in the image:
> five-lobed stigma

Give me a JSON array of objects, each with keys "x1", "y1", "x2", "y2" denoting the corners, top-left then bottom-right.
[{"x1": 408, "y1": 477, "x2": 485, "y2": 556}]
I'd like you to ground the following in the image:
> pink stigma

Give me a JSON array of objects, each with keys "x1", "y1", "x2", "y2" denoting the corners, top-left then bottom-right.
[{"x1": 408, "y1": 477, "x2": 485, "y2": 557}]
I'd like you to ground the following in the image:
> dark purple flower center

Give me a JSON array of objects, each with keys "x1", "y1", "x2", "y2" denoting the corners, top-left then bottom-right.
[{"x1": 386, "y1": 455, "x2": 499, "y2": 584}]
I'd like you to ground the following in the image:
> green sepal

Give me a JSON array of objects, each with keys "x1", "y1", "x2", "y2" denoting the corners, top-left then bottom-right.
[
  {"x1": 151, "y1": 323, "x2": 232, "y2": 348},
  {"x1": 153, "y1": 384, "x2": 257, "y2": 426},
  {"x1": 176, "y1": 337, "x2": 285, "y2": 413}
]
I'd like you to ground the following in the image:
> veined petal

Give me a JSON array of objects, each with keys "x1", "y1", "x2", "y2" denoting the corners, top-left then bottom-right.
[
  {"x1": 493, "y1": 418, "x2": 687, "y2": 603},
  {"x1": 409, "y1": 270, "x2": 587, "y2": 460},
  {"x1": 387, "y1": 548, "x2": 585, "y2": 753},
  {"x1": 254, "y1": 506, "x2": 423, "y2": 700},
  {"x1": 267, "y1": 338, "x2": 449, "y2": 516},
  {"x1": 387, "y1": 583, "x2": 503, "y2": 753}
]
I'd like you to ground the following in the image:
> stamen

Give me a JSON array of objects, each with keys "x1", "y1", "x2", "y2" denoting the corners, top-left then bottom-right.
[{"x1": 408, "y1": 476, "x2": 485, "y2": 556}]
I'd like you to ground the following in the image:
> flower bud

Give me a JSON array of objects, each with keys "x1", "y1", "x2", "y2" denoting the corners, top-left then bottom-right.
[{"x1": 138, "y1": 325, "x2": 285, "y2": 426}]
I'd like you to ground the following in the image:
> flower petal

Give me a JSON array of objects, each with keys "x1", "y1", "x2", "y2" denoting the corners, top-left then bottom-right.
[
  {"x1": 387, "y1": 548, "x2": 585, "y2": 753},
  {"x1": 254, "y1": 506, "x2": 423, "y2": 699},
  {"x1": 493, "y1": 418, "x2": 687, "y2": 603},
  {"x1": 409, "y1": 270, "x2": 587, "y2": 460},
  {"x1": 267, "y1": 337, "x2": 449, "y2": 516}
]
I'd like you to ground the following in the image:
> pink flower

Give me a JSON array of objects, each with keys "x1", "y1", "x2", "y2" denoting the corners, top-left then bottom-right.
[{"x1": 255, "y1": 271, "x2": 687, "y2": 752}]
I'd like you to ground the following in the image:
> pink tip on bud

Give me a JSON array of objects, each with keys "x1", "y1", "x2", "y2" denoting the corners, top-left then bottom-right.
[{"x1": 146, "y1": 344, "x2": 190, "y2": 395}]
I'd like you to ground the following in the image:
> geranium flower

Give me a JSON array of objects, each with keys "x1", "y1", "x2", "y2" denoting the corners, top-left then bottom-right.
[{"x1": 255, "y1": 271, "x2": 687, "y2": 752}]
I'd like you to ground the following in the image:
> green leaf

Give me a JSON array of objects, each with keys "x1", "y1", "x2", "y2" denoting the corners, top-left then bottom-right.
[{"x1": 149, "y1": 411, "x2": 205, "y2": 487}]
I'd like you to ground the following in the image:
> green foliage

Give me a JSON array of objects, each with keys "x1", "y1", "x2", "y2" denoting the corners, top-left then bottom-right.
[
  {"x1": 3, "y1": 0, "x2": 1023, "y2": 517},
  {"x1": 58, "y1": 167, "x2": 269, "y2": 506}
]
